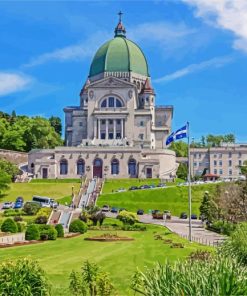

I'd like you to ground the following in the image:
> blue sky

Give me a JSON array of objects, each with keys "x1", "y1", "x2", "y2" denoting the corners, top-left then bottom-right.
[{"x1": 0, "y1": 0, "x2": 246, "y2": 142}]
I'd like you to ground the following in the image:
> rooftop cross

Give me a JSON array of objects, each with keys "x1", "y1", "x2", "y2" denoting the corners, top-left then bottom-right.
[{"x1": 118, "y1": 11, "x2": 123, "y2": 22}]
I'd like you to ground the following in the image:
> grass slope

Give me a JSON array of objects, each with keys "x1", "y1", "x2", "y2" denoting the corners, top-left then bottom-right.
[
  {"x1": 1, "y1": 182, "x2": 81, "y2": 203},
  {"x1": 103, "y1": 178, "x2": 184, "y2": 194},
  {"x1": 0, "y1": 222, "x2": 209, "y2": 296},
  {"x1": 98, "y1": 184, "x2": 217, "y2": 216}
]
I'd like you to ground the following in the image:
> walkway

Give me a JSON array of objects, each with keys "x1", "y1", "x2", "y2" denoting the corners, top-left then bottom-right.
[{"x1": 78, "y1": 179, "x2": 97, "y2": 208}]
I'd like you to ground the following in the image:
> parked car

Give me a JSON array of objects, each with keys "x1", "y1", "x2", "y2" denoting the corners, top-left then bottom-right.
[
  {"x1": 149, "y1": 184, "x2": 156, "y2": 189},
  {"x1": 16, "y1": 196, "x2": 24, "y2": 203},
  {"x1": 111, "y1": 207, "x2": 118, "y2": 213},
  {"x1": 163, "y1": 210, "x2": 171, "y2": 220},
  {"x1": 117, "y1": 188, "x2": 126, "y2": 192},
  {"x1": 152, "y1": 210, "x2": 163, "y2": 219},
  {"x1": 180, "y1": 212, "x2": 188, "y2": 219},
  {"x1": 157, "y1": 183, "x2": 166, "y2": 188},
  {"x1": 101, "y1": 205, "x2": 110, "y2": 212},
  {"x1": 13, "y1": 201, "x2": 23, "y2": 209},
  {"x1": 191, "y1": 214, "x2": 197, "y2": 220},
  {"x1": 137, "y1": 209, "x2": 144, "y2": 215},
  {"x1": 2, "y1": 202, "x2": 13, "y2": 209},
  {"x1": 129, "y1": 186, "x2": 139, "y2": 191},
  {"x1": 139, "y1": 185, "x2": 150, "y2": 190}
]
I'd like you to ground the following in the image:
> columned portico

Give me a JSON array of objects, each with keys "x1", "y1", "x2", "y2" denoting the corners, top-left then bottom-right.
[{"x1": 94, "y1": 117, "x2": 126, "y2": 140}]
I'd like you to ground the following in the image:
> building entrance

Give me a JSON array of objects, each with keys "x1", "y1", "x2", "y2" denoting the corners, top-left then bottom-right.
[
  {"x1": 42, "y1": 168, "x2": 48, "y2": 179},
  {"x1": 93, "y1": 158, "x2": 103, "y2": 178},
  {"x1": 146, "y1": 168, "x2": 152, "y2": 178}
]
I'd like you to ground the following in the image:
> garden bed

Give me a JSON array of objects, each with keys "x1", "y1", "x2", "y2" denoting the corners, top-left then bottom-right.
[
  {"x1": 84, "y1": 233, "x2": 134, "y2": 242},
  {"x1": 0, "y1": 240, "x2": 44, "y2": 248}
]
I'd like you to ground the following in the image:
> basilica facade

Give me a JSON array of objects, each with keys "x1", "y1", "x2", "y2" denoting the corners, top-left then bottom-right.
[{"x1": 28, "y1": 17, "x2": 177, "y2": 179}]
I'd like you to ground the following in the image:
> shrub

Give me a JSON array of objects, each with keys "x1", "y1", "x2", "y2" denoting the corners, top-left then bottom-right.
[
  {"x1": 55, "y1": 224, "x2": 64, "y2": 238},
  {"x1": 25, "y1": 224, "x2": 40, "y2": 240},
  {"x1": 220, "y1": 223, "x2": 247, "y2": 265},
  {"x1": 37, "y1": 207, "x2": 52, "y2": 217},
  {"x1": 122, "y1": 224, "x2": 146, "y2": 231},
  {"x1": 23, "y1": 202, "x2": 41, "y2": 215},
  {"x1": 208, "y1": 220, "x2": 236, "y2": 236},
  {"x1": 35, "y1": 215, "x2": 48, "y2": 224},
  {"x1": 0, "y1": 258, "x2": 50, "y2": 295},
  {"x1": 189, "y1": 250, "x2": 212, "y2": 262},
  {"x1": 39, "y1": 225, "x2": 57, "y2": 240},
  {"x1": 131, "y1": 256, "x2": 247, "y2": 296},
  {"x1": 1, "y1": 218, "x2": 18, "y2": 233},
  {"x1": 69, "y1": 219, "x2": 88, "y2": 234},
  {"x1": 117, "y1": 211, "x2": 138, "y2": 225},
  {"x1": 40, "y1": 234, "x2": 49, "y2": 241},
  {"x1": 14, "y1": 215, "x2": 23, "y2": 222},
  {"x1": 17, "y1": 221, "x2": 26, "y2": 232},
  {"x1": 3, "y1": 209, "x2": 24, "y2": 217}
]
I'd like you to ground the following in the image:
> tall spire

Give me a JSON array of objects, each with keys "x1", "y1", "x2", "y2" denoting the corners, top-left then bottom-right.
[{"x1": 114, "y1": 11, "x2": 126, "y2": 38}]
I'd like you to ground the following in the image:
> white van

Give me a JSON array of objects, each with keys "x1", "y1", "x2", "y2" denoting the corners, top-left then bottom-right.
[{"x1": 32, "y1": 196, "x2": 58, "y2": 208}]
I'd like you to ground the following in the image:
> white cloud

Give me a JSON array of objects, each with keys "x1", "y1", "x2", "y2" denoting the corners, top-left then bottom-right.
[
  {"x1": 0, "y1": 72, "x2": 32, "y2": 96},
  {"x1": 154, "y1": 55, "x2": 233, "y2": 83},
  {"x1": 23, "y1": 31, "x2": 111, "y2": 68},
  {"x1": 181, "y1": 0, "x2": 247, "y2": 53}
]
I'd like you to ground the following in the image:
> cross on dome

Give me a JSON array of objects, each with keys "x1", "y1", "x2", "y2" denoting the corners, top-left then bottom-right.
[{"x1": 114, "y1": 11, "x2": 126, "y2": 37}]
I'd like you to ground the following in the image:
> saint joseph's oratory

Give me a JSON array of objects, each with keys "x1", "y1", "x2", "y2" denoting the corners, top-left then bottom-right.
[{"x1": 28, "y1": 16, "x2": 177, "y2": 180}]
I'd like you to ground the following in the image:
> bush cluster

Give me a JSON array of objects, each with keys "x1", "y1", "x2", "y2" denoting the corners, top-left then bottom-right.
[
  {"x1": 35, "y1": 216, "x2": 48, "y2": 224},
  {"x1": 208, "y1": 220, "x2": 236, "y2": 236},
  {"x1": 39, "y1": 225, "x2": 57, "y2": 240},
  {"x1": 3, "y1": 209, "x2": 25, "y2": 217},
  {"x1": 117, "y1": 211, "x2": 138, "y2": 225},
  {"x1": 1, "y1": 218, "x2": 18, "y2": 233},
  {"x1": 69, "y1": 219, "x2": 88, "y2": 234},
  {"x1": 55, "y1": 224, "x2": 64, "y2": 238},
  {"x1": 23, "y1": 202, "x2": 41, "y2": 215},
  {"x1": 25, "y1": 224, "x2": 40, "y2": 240},
  {"x1": 121, "y1": 224, "x2": 146, "y2": 231}
]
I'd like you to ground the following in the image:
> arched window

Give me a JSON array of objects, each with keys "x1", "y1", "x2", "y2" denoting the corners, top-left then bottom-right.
[
  {"x1": 30, "y1": 163, "x2": 35, "y2": 174},
  {"x1": 111, "y1": 159, "x2": 119, "y2": 175},
  {"x1": 100, "y1": 97, "x2": 123, "y2": 108},
  {"x1": 60, "y1": 159, "x2": 68, "y2": 175},
  {"x1": 128, "y1": 159, "x2": 137, "y2": 177},
  {"x1": 77, "y1": 159, "x2": 85, "y2": 175}
]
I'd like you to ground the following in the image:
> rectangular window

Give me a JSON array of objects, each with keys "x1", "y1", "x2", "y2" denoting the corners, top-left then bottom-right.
[
  {"x1": 214, "y1": 160, "x2": 217, "y2": 166},
  {"x1": 214, "y1": 169, "x2": 217, "y2": 174},
  {"x1": 193, "y1": 162, "x2": 197, "y2": 167},
  {"x1": 219, "y1": 153, "x2": 222, "y2": 158},
  {"x1": 229, "y1": 160, "x2": 232, "y2": 166},
  {"x1": 109, "y1": 119, "x2": 113, "y2": 125},
  {"x1": 100, "y1": 132, "x2": 105, "y2": 139},
  {"x1": 194, "y1": 154, "x2": 197, "y2": 159},
  {"x1": 219, "y1": 169, "x2": 223, "y2": 175},
  {"x1": 229, "y1": 169, "x2": 232, "y2": 175},
  {"x1": 239, "y1": 160, "x2": 242, "y2": 166},
  {"x1": 109, "y1": 97, "x2": 114, "y2": 107},
  {"x1": 139, "y1": 134, "x2": 144, "y2": 140},
  {"x1": 229, "y1": 152, "x2": 232, "y2": 158},
  {"x1": 198, "y1": 153, "x2": 201, "y2": 158},
  {"x1": 79, "y1": 122, "x2": 83, "y2": 126},
  {"x1": 219, "y1": 160, "x2": 222, "y2": 166},
  {"x1": 116, "y1": 132, "x2": 121, "y2": 139},
  {"x1": 117, "y1": 119, "x2": 121, "y2": 125},
  {"x1": 108, "y1": 133, "x2": 113, "y2": 139},
  {"x1": 140, "y1": 121, "x2": 144, "y2": 127},
  {"x1": 214, "y1": 154, "x2": 217, "y2": 158},
  {"x1": 101, "y1": 119, "x2": 106, "y2": 125}
]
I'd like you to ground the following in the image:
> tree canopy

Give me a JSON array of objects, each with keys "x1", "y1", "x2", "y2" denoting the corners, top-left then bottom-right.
[{"x1": 0, "y1": 111, "x2": 63, "y2": 152}]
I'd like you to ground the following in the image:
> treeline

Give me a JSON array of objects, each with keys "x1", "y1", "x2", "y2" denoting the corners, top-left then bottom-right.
[
  {"x1": 170, "y1": 133, "x2": 236, "y2": 157},
  {"x1": 0, "y1": 111, "x2": 63, "y2": 152}
]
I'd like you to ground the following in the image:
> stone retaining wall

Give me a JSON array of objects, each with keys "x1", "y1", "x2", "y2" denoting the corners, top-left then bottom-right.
[
  {"x1": 0, "y1": 149, "x2": 28, "y2": 165},
  {"x1": 0, "y1": 233, "x2": 25, "y2": 244}
]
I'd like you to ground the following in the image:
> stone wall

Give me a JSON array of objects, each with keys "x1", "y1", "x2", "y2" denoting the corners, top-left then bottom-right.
[
  {"x1": 0, "y1": 149, "x2": 28, "y2": 165},
  {"x1": 0, "y1": 233, "x2": 25, "y2": 244}
]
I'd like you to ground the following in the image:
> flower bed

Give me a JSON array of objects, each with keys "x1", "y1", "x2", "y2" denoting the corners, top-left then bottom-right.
[
  {"x1": 0, "y1": 240, "x2": 44, "y2": 248},
  {"x1": 84, "y1": 233, "x2": 134, "y2": 242}
]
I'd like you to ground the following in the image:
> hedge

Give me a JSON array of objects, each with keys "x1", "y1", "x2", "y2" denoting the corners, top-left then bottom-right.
[
  {"x1": 1, "y1": 218, "x2": 18, "y2": 233},
  {"x1": 69, "y1": 219, "x2": 88, "y2": 234},
  {"x1": 25, "y1": 224, "x2": 40, "y2": 240},
  {"x1": 55, "y1": 224, "x2": 64, "y2": 238}
]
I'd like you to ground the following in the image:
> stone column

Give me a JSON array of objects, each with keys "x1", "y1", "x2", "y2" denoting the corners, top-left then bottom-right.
[
  {"x1": 113, "y1": 119, "x2": 116, "y2": 139},
  {"x1": 121, "y1": 119, "x2": 124, "y2": 138},
  {"x1": 106, "y1": 119, "x2": 109, "y2": 139},
  {"x1": 98, "y1": 119, "x2": 100, "y2": 139},
  {"x1": 94, "y1": 119, "x2": 97, "y2": 139}
]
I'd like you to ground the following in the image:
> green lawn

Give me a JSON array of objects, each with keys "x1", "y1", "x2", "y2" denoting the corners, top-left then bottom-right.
[
  {"x1": 0, "y1": 221, "x2": 209, "y2": 296},
  {"x1": 98, "y1": 183, "x2": 218, "y2": 216},
  {"x1": 0, "y1": 182, "x2": 81, "y2": 203},
  {"x1": 102, "y1": 178, "x2": 185, "y2": 194}
]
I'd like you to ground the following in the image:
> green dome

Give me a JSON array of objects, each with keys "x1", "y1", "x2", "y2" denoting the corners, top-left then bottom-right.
[{"x1": 89, "y1": 36, "x2": 149, "y2": 77}]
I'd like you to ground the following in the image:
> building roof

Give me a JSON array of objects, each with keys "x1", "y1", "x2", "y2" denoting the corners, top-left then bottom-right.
[{"x1": 89, "y1": 17, "x2": 149, "y2": 77}]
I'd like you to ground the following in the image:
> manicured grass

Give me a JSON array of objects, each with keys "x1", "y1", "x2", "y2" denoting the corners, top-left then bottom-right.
[
  {"x1": 31, "y1": 179, "x2": 82, "y2": 183},
  {"x1": 103, "y1": 178, "x2": 185, "y2": 194},
  {"x1": 0, "y1": 182, "x2": 81, "y2": 203},
  {"x1": 98, "y1": 184, "x2": 218, "y2": 216},
  {"x1": 0, "y1": 221, "x2": 209, "y2": 296}
]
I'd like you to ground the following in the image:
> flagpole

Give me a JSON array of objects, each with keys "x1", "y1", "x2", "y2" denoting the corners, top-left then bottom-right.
[{"x1": 187, "y1": 121, "x2": 192, "y2": 242}]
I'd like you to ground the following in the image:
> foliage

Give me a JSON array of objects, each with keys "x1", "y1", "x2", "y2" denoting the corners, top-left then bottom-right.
[
  {"x1": 176, "y1": 163, "x2": 188, "y2": 180},
  {"x1": 0, "y1": 171, "x2": 11, "y2": 197},
  {"x1": 17, "y1": 221, "x2": 26, "y2": 232},
  {"x1": 35, "y1": 215, "x2": 48, "y2": 224},
  {"x1": 199, "y1": 191, "x2": 218, "y2": 222},
  {"x1": 188, "y1": 250, "x2": 212, "y2": 262},
  {"x1": 0, "y1": 258, "x2": 50, "y2": 295},
  {"x1": 69, "y1": 220, "x2": 88, "y2": 234},
  {"x1": 23, "y1": 202, "x2": 41, "y2": 215},
  {"x1": 121, "y1": 224, "x2": 146, "y2": 231},
  {"x1": 89, "y1": 211, "x2": 106, "y2": 226},
  {"x1": 25, "y1": 224, "x2": 40, "y2": 240},
  {"x1": 117, "y1": 210, "x2": 138, "y2": 225},
  {"x1": 13, "y1": 215, "x2": 23, "y2": 222},
  {"x1": 220, "y1": 223, "x2": 247, "y2": 265},
  {"x1": 69, "y1": 261, "x2": 114, "y2": 296},
  {"x1": 0, "y1": 158, "x2": 20, "y2": 180},
  {"x1": 36, "y1": 207, "x2": 52, "y2": 217},
  {"x1": 131, "y1": 256, "x2": 247, "y2": 296},
  {"x1": 1, "y1": 218, "x2": 18, "y2": 233},
  {"x1": 55, "y1": 224, "x2": 64, "y2": 238},
  {"x1": 31, "y1": 178, "x2": 81, "y2": 183},
  {"x1": 3, "y1": 209, "x2": 25, "y2": 217},
  {"x1": 239, "y1": 160, "x2": 247, "y2": 176},
  {"x1": 208, "y1": 220, "x2": 236, "y2": 235},
  {"x1": 49, "y1": 116, "x2": 62, "y2": 136},
  {"x1": 0, "y1": 112, "x2": 63, "y2": 152},
  {"x1": 39, "y1": 225, "x2": 58, "y2": 240},
  {"x1": 169, "y1": 141, "x2": 188, "y2": 157}
]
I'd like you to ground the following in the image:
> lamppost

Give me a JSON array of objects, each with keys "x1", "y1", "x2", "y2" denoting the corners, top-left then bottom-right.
[{"x1": 192, "y1": 137, "x2": 195, "y2": 180}]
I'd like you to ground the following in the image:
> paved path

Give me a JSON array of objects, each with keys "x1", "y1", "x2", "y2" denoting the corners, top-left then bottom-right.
[{"x1": 106, "y1": 212, "x2": 225, "y2": 246}]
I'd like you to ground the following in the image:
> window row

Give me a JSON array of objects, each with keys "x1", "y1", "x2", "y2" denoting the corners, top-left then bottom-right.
[{"x1": 100, "y1": 97, "x2": 123, "y2": 108}]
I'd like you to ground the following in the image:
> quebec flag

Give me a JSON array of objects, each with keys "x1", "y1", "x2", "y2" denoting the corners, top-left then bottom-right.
[{"x1": 166, "y1": 124, "x2": 188, "y2": 146}]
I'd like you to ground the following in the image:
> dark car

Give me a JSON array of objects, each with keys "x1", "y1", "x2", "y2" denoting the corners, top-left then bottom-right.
[
  {"x1": 180, "y1": 212, "x2": 188, "y2": 219},
  {"x1": 137, "y1": 209, "x2": 144, "y2": 215},
  {"x1": 191, "y1": 214, "x2": 197, "y2": 220},
  {"x1": 102, "y1": 205, "x2": 110, "y2": 212},
  {"x1": 163, "y1": 210, "x2": 172, "y2": 220},
  {"x1": 129, "y1": 186, "x2": 139, "y2": 191},
  {"x1": 152, "y1": 210, "x2": 163, "y2": 219},
  {"x1": 157, "y1": 183, "x2": 166, "y2": 188},
  {"x1": 111, "y1": 207, "x2": 118, "y2": 213},
  {"x1": 139, "y1": 185, "x2": 150, "y2": 190},
  {"x1": 16, "y1": 196, "x2": 24, "y2": 203},
  {"x1": 13, "y1": 201, "x2": 23, "y2": 209}
]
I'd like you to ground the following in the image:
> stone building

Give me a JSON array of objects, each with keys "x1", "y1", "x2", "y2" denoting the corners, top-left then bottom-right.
[
  {"x1": 28, "y1": 16, "x2": 177, "y2": 179},
  {"x1": 191, "y1": 143, "x2": 247, "y2": 179}
]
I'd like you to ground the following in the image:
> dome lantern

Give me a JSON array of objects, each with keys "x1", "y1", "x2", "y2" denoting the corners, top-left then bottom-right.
[{"x1": 114, "y1": 11, "x2": 126, "y2": 38}]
